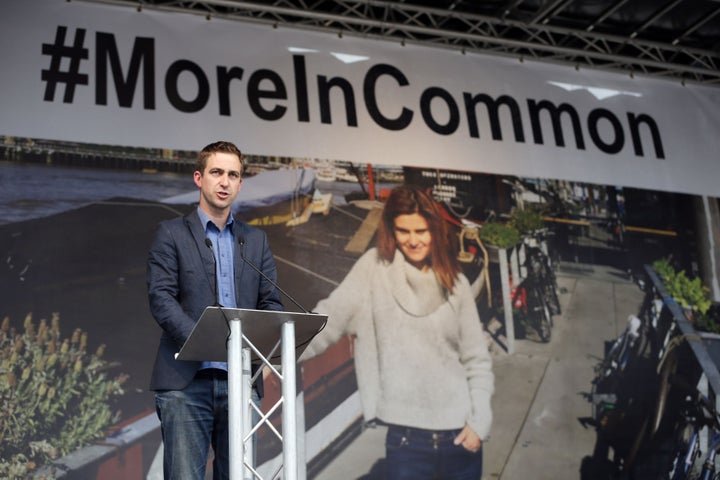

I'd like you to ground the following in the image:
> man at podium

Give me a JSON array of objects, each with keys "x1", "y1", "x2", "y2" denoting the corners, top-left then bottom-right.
[{"x1": 146, "y1": 141, "x2": 284, "y2": 479}]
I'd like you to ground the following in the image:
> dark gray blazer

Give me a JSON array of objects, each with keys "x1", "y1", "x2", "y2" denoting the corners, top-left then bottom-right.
[{"x1": 146, "y1": 210, "x2": 284, "y2": 393}]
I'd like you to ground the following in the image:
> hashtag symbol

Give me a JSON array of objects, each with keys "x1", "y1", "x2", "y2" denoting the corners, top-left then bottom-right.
[{"x1": 41, "y1": 26, "x2": 89, "y2": 103}]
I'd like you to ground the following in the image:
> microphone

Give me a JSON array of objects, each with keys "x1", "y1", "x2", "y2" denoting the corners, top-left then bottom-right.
[
  {"x1": 204, "y1": 238, "x2": 221, "y2": 307},
  {"x1": 237, "y1": 235, "x2": 310, "y2": 313}
]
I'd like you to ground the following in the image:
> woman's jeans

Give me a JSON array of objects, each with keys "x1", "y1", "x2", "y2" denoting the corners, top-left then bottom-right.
[
  {"x1": 155, "y1": 369, "x2": 260, "y2": 480},
  {"x1": 385, "y1": 425, "x2": 483, "y2": 480}
]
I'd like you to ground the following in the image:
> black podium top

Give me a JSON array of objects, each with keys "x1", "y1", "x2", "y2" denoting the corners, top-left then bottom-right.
[{"x1": 176, "y1": 306, "x2": 327, "y2": 363}]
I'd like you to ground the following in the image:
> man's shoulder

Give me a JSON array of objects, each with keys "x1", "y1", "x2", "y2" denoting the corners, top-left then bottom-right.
[
  {"x1": 159, "y1": 211, "x2": 195, "y2": 229},
  {"x1": 232, "y1": 220, "x2": 267, "y2": 239}
]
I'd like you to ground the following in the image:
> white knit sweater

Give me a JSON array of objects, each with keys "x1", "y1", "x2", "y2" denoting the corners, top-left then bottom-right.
[{"x1": 302, "y1": 248, "x2": 494, "y2": 439}]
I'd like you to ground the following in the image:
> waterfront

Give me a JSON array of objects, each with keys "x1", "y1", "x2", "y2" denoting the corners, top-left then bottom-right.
[
  {"x1": 0, "y1": 161, "x2": 399, "y2": 226},
  {"x1": 0, "y1": 162, "x2": 194, "y2": 225}
]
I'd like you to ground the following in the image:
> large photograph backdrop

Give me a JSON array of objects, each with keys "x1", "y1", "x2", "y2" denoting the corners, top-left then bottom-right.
[
  {"x1": 1, "y1": 141, "x2": 715, "y2": 478},
  {"x1": 1, "y1": 1, "x2": 720, "y2": 480}
]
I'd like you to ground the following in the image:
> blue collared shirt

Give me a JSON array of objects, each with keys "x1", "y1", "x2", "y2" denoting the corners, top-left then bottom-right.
[{"x1": 197, "y1": 208, "x2": 236, "y2": 371}]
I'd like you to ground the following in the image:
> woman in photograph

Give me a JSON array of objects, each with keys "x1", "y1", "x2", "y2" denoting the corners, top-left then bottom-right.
[{"x1": 301, "y1": 183, "x2": 494, "y2": 480}]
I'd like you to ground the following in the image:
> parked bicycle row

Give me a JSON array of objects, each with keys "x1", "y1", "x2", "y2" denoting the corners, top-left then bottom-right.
[{"x1": 587, "y1": 264, "x2": 720, "y2": 479}]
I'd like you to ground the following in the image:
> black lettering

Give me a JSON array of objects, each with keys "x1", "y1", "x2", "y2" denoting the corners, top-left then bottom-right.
[
  {"x1": 247, "y1": 69, "x2": 287, "y2": 121},
  {"x1": 318, "y1": 76, "x2": 358, "y2": 126},
  {"x1": 464, "y1": 93, "x2": 525, "y2": 142},
  {"x1": 528, "y1": 99, "x2": 585, "y2": 149},
  {"x1": 588, "y1": 108, "x2": 624, "y2": 154},
  {"x1": 628, "y1": 113, "x2": 665, "y2": 159},
  {"x1": 420, "y1": 87, "x2": 459, "y2": 135},
  {"x1": 90, "y1": 45, "x2": 666, "y2": 160},
  {"x1": 165, "y1": 60, "x2": 210, "y2": 113},
  {"x1": 217, "y1": 66, "x2": 244, "y2": 116},
  {"x1": 364, "y1": 64, "x2": 413, "y2": 131},
  {"x1": 293, "y1": 55, "x2": 310, "y2": 122},
  {"x1": 95, "y1": 32, "x2": 155, "y2": 109}
]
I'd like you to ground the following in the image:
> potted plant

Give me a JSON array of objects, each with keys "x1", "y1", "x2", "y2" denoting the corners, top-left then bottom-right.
[
  {"x1": 479, "y1": 221, "x2": 520, "y2": 250},
  {"x1": 510, "y1": 208, "x2": 544, "y2": 236},
  {"x1": 652, "y1": 259, "x2": 712, "y2": 321}
]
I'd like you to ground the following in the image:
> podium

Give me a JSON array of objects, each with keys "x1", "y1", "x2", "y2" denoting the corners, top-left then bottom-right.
[{"x1": 176, "y1": 306, "x2": 327, "y2": 480}]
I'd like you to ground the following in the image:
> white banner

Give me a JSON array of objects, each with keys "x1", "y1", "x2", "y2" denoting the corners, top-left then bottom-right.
[{"x1": 2, "y1": 0, "x2": 720, "y2": 196}]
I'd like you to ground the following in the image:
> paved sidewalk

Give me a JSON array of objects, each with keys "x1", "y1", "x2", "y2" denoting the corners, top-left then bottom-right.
[{"x1": 312, "y1": 263, "x2": 645, "y2": 480}]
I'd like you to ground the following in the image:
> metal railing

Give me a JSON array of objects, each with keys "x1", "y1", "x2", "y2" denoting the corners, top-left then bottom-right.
[{"x1": 645, "y1": 264, "x2": 720, "y2": 406}]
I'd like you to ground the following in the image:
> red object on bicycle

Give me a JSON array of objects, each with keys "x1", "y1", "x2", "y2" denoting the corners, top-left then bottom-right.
[{"x1": 511, "y1": 285, "x2": 527, "y2": 310}]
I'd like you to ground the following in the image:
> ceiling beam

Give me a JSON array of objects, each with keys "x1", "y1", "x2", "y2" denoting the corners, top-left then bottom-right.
[{"x1": 76, "y1": 0, "x2": 720, "y2": 85}]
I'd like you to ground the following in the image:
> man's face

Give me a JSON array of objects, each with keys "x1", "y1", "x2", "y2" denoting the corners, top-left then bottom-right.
[{"x1": 193, "y1": 152, "x2": 243, "y2": 217}]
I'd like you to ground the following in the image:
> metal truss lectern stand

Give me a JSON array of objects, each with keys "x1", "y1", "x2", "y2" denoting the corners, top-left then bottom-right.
[{"x1": 176, "y1": 306, "x2": 327, "y2": 480}]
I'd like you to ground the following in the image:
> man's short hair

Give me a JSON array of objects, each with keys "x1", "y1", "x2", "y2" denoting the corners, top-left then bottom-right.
[{"x1": 197, "y1": 141, "x2": 244, "y2": 174}]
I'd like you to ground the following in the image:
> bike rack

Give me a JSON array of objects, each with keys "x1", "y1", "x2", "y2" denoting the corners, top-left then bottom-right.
[
  {"x1": 496, "y1": 245, "x2": 517, "y2": 354},
  {"x1": 645, "y1": 264, "x2": 720, "y2": 456},
  {"x1": 645, "y1": 265, "x2": 720, "y2": 401},
  {"x1": 493, "y1": 233, "x2": 556, "y2": 355}
]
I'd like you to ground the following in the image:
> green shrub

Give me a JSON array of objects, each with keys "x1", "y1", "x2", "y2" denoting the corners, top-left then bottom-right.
[
  {"x1": 480, "y1": 222, "x2": 520, "y2": 249},
  {"x1": 652, "y1": 259, "x2": 712, "y2": 315},
  {"x1": 0, "y1": 313, "x2": 127, "y2": 479},
  {"x1": 651, "y1": 258, "x2": 716, "y2": 332},
  {"x1": 651, "y1": 258, "x2": 675, "y2": 281},
  {"x1": 510, "y1": 208, "x2": 544, "y2": 235}
]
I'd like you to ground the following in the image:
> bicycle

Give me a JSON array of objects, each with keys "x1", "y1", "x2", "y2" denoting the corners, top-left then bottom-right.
[
  {"x1": 667, "y1": 391, "x2": 718, "y2": 480},
  {"x1": 524, "y1": 232, "x2": 562, "y2": 316},
  {"x1": 592, "y1": 271, "x2": 667, "y2": 389},
  {"x1": 511, "y1": 250, "x2": 554, "y2": 342},
  {"x1": 588, "y1": 267, "x2": 720, "y2": 479},
  {"x1": 587, "y1": 271, "x2": 672, "y2": 469},
  {"x1": 697, "y1": 433, "x2": 720, "y2": 480},
  {"x1": 626, "y1": 333, "x2": 710, "y2": 479}
]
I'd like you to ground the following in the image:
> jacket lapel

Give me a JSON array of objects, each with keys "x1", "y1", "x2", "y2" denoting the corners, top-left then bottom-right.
[
  {"x1": 184, "y1": 212, "x2": 216, "y2": 293},
  {"x1": 231, "y1": 220, "x2": 248, "y2": 285}
]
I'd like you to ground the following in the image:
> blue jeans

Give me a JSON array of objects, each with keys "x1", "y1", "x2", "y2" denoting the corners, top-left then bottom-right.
[
  {"x1": 155, "y1": 369, "x2": 260, "y2": 480},
  {"x1": 384, "y1": 425, "x2": 483, "y2": 480}
]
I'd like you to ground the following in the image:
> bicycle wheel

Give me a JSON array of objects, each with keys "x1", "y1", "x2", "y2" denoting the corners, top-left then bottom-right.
[
  {"x1": 628, "y1": 345, "x2": 703, "y2": 479},
  {"x1": 526, "y1": 284, "x2": 552, "y2": 342},
  {"x1": 528, "y1": 250, "x2": 561, "y2": 316},
  {"x1": 538, "y1": 258, "x2": 562, "y2": 316},
  {"x1": 629, "y1": 416, "x2": 700, "y2": 480},
  {"x1": 668, "y1": 422, "x2": 700, "y2": 480}
]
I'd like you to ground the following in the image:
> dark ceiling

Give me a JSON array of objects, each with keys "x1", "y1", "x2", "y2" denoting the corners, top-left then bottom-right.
[{"x1": 81, "y1": 0, "x2": 720, "y2": 86}]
